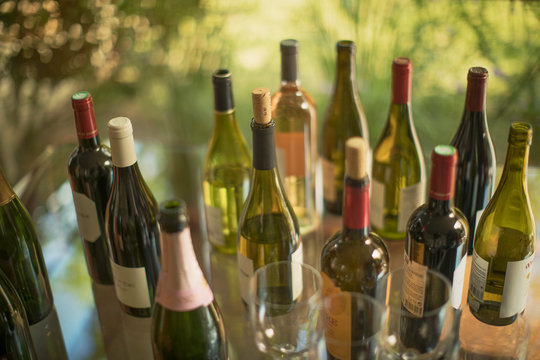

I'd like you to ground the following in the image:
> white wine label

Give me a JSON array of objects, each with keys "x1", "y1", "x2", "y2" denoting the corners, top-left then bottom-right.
[
  {"x1": 205, "y1": 205, "x2": 225, "y2": 247},
  {"x1": 110, "y1": 260, "x2": 151, "y2": 309},
  {"x1": 500, "y1": 253, "x2": 535, "y2": 318},
  {"x1": 322, "y1": 157, "x2": 336, "y2": 203},
  {"x1": 370, "y1": 179, "x2": 385, "y2": 230},
  {"x1": 474, "y1": 208, "x2": 485, "y2": 234},
  {"x1": 402, "y1": 255, "x2": 428, "y2": 317},
  {"x1": 72, "y1": 191, "x2": 101, "y2": 242},
  {"x1": 291, "y1": 242, "x2": 304, "y2": 300},
  {"x1": 398, "y1": 181, "x2": 425, "y2": 232},
  {"x1": 451, "y1": 255, "x2": 467, "y2": 309},
  {"x1": 469, "y1": 250, "x2": 489, "y2": 302},
  {"x1": 276, "y1": 147, "x2": 286, "y2": 186},
  {"x1": 237, "y1": 252, "x2": 254, "y2": 303}
]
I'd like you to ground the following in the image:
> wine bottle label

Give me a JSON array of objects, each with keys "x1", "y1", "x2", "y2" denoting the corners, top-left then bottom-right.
[
  {"x1": 110, "y1": 260, "x2": 151, "y2": 309},
  {"x1": 469, "y1": 250, "x2": 489, "y2": 304},
  {"x1": 370, "y1": 179, "x2": 385, "y2": 230},
  {"x1": 451, "y1": 255, "x2": 467, "y2": 309},
  {"x1": 205, "y1": 205, "x2": 225, "y2": 247},
  {"x1": 291, "y1": 242, "x2": 304, "y2": 300},
  {"x1": 72, "y1": 191, "x2": 101, "y2": 242},
  {"x1": 500, "y1": 252, "x2": 535, "y2": 318},
  {"x1": 275, "y1": 132, "x2": 306, "y2": 178},
  {"x1": 321, "y1": 272, "x2": 352, "y2": 360},
  {"x1": 403, "y1": 254, "x2": 427, "y2": 317},
  {"x1": 237, "y1": 252, "x2": 254, "y2": 303},
  {"x1": 322, "y1": 157, "x2": 336, "y2": 203},
  {"x1": 398, "y1": 181, "x2": 425, "y2": 232}
]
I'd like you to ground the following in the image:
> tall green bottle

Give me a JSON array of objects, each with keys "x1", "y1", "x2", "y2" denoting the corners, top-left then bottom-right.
[
  {"x1": 203, "y1": 69, "x2": 251, "y2": 254},
  {"x1": 468, "y1": 122, "x2": 535, "y2": 326},
  {"x1": 321, "y1": 40, "x2": 369, "y2": 215},
  {"x1": 237, "y1": 88, "x2": 302, "y2": 304}
]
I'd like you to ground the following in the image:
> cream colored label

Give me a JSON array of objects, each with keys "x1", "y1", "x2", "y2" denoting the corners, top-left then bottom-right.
[
  {"x1": 322, "y1": 158, "x2": 336, "y2": 203},
  {"x1": 237, "y1": 252, "x2": 254, "y2": 303},
  {"x1": 111, "y1": 260, "x2": 151, "y2": 309},
  {"x1": 370, "y1": 179, "x2": 385, "y2": 230},
  {"x1": 110, "y1": 135, "x2": 137, "y2": 167},
  {"x1": 72, "y1": 191, "x2": 101, "y2": 242},
  {"x1": 403, "y1": 254, "x2": 428, "y2": 317},
  {"x1": 323, "y1": 284, "x2": 352, "y2": 360},
  {"x1": 469, "y1": 250, "x2": 489, "y2": 302},
  {"x1": 291, "y1": 243, "x2": 303, "y2": 300},
  {"x1": 205, "y1": 205, "x2": 224, "y2": 247},
  {"x1": 500, "y1": 253, "x2": 535, "y2": 318},
  {"x1": 398, "y1": 181, "x2": 425, "y2": 232},
  {"x1": 452, "y1": 255, "x2": 467, "y2": 309}
]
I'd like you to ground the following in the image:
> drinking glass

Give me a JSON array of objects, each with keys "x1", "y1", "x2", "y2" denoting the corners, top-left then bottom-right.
[
  {"x1": 375, "y1": 267, "x2": 457, "y2": 359},
  {"x1": 248, "y1": 261, "x2": 324, "y2": 359},
  {"x1": 323, "y1": 291, "x2": 386, "y2": 360}
]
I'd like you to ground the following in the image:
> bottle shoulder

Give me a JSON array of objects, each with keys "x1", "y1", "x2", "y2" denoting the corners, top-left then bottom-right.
[{"x1": 407, "y1": 204, "x2": 469, "y2": 247}]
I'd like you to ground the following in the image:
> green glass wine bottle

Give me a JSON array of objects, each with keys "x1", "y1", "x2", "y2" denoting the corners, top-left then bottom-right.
[
  {"x1": 371, "y1": 58, "x2": 425, "y2": 240},
  {"x1": 237, "y1": 88, "x2": 302, "y2": 304},
  {"x1": 0, "y1": 269, "x2": 37, "y2": 360},
  {"x1": 271, "y1": 39, "x2": 318, "y2": 233},
  {"x1": 152, "y1": 199, "x2": 228, "y2": 359},
  {"x1": 468, "y1": 122, "x2": 535, "y2": 326},
  {"x1": 203, "y1": 69, "x2": 251, "y2": 254},
  {"x1": 321, "y1": 40, "x2": 369, "y2": 215}
]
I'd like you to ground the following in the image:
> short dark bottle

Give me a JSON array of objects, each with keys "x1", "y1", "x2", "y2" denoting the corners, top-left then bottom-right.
[
  {"x1": 450, "y1": 67, "x2": 496, "y2": 255},
  {"x1": 67, "y1": 91, "x2": 114, "y2": 284}
]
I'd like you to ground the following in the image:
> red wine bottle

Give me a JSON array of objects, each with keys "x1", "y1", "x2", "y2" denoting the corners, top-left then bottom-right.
[
  {"x1": 405, "y1": 145, "x2": 469, "y2": 312},
  {"x1": 106, "y1": 117, "x2": 161, "y2": 318},
  {"x1": 67, "y1": 91, "x2": 114, "y2": 284},
  {"x1": 450, "y1": 67, "x2": 496, "y2": 255}
]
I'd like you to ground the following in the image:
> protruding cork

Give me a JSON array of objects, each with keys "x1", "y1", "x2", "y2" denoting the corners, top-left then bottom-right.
[
  {"x1": 252, "y1": 87, "x2": 271, "y2": 125},
  {"x1": 345, "y1": 137, "x2": 367, "y2": 180}
]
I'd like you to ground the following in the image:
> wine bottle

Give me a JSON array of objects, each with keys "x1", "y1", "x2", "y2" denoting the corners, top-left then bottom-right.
[
  {"x1": 67, "y1": 91, "x2": 114, "y2": 284},
  {"x1": 237, "y1": 88, "x2": 302, "y2": 304},
  {"x1": 371, "y1": 57, "x2": 426, "y2": 240},
  {"x1": 271, "y1": 39, "x2": 318, "y2": 232},
  {"x1": 405, "y1": 145, "x2": 469, "y2": 314},
  {"x1": 152, "y1": 199, "x2": 228, "y2": 359},
  {"x1": 321, "y1": 40, "x2": 369, "y2": 215},
  {"x1": 468, "y1": 122, "x2": 535, "y2": 326},
  {"x1": 105, "y1": 117, "x2": 161, "y2": 318},
  {"x1": 203, "y1": 69, "x2": 251, "y2": 254},
  {"x1": 0, "y1": 269, "x2": 37, "y2": 360},
  {"x1": 450, "y1": 67, "x2": 496, "y2": 255},
  {"x1": 320, "y1": 137, "x2": 389, "y2": 359}
]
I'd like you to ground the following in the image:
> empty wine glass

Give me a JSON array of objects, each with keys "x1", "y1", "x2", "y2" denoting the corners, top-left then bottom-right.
[
  {"x1": 323, "y1": 291, "x2": 386, "y2": 360},
  {"x1": 375, "y1": 267, "x2": 458, "y2": 359},
  {"x1": 248, "y1": 261, "x2": 324, "y2": 359}
]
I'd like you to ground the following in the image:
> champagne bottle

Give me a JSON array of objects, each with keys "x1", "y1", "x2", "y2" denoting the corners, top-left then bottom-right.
[
  {"x1": 203, "y1": 69, "x2": 251, "y2": 254},
  {"x1": 371, "y1": 58, "x2": 426, "y2": 240},
  {"x1": 152, "y1": 199, "x2": 228, "y2": 359},
  {"x1": 405, "y1": 145, "x2": 469, "y2": 314},
  {"x1": 321, "y1": 40, "x2": 369, "y2": 215},
  {"x1": 271, "y1": 39, "x2": 318, "y2": 232},
  {"x1": 237, "y1": 88, "x2": 302, "y2": 304},
  {"x1": 0, "y1": 269, "x2": 37, "y2": 360},
  {"x1": 450, "y1": 67, "x2": 496, "y2": 255},
  {"x1": 468, "y1": 122, "x2": 535, "y2": 326},
  {"x1": 106, "y1": 117, "x2": 160, "y2": 318},
  {"x1": 67, "y1": 91, "x2": 114, "y2": 284}
]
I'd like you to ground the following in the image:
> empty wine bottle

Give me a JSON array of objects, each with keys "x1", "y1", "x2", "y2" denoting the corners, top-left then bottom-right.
[
  {"x1": 321, "y1": 40, "x2": 369, "y2": 214},
  {"x1": 237, "y1": 88, "x2": 302, "y2": 304},
  {"x1": 371, "y1": 58, "x2": 425, "y2": 240},
  {"x1": 451, "y1": 67, "x2": 496, "y2": 255},
  {"x1": 271, "y1": 39, "x2": 318, "y2": 232},
  {"x1": 67, "y1": 91, "x2": 114, "y2": 284},
  {"x1": 468, "y1": 122, "x2": 535, "y2": 326},
  {"x1": 0, "y1": 269, "x2": 37, "y2": 360},
  {"x1": 106, "y1": 117, "x2": 160, "y2": 318},
  {"x1": 203, "y1": 70, "x2": 251, "y2": 254},
  {"x1": 320, "y1": 137, "x2": 389, "y2": 360},
  {"x1": 152, "y1": 199, "x2": 228, "y2": 359}
]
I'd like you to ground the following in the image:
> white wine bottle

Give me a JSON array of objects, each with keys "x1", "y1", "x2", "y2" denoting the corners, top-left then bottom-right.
[
  {"x1": 152, "y1": 199, "x2": 227, "y2": 359},
  {"x1": 237, "y1": 88, "x2": 302, "y2": 304}
]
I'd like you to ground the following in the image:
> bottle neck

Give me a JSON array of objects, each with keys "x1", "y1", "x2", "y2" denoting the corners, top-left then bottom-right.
[
  {"x1": 428, "y1": 157, "x2": 456, "y2": 210},
  {"x1": 110, "y1": 133, "x2": 137, "y2": 168},
  {"x1": 465, "y1": 76, "x2": 487, "y2": 113},
  {"x1": 156, "y1": 227, "x2": 213, "y2": 312},
  {"x1": 0, "y1": 169, "x2": 15, "y2": 206},
  {"x1": 78, "y1": 135, "x2": 101, "y2": 150},
  {"x1": 252, "y1": 120, "x2": 277, "y2": 170},
  {"x1": 73, "y1": 105, "x2": 99, "y2": 147},
  {"x1": 336, "y1": 49, "x2": 356, "y2": 89},
  {"x1": 281, "y1": 51, "x2": 299, "y2": 84},
  {"x1": 342, "y1": 176, "x2": 370, "y2": 238},
  {"x1": 499, "y1": 140, "x2": 529, "y2": 189}
]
